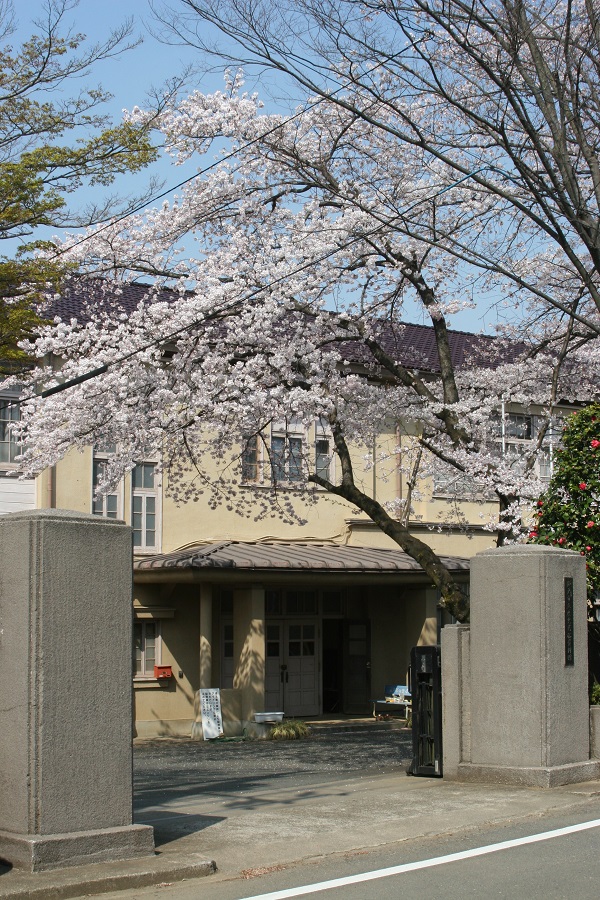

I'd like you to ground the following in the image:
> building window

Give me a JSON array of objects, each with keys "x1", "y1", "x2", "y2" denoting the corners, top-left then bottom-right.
[
  {"x1": 265, "y1": 590, "x2": 283, "y2": 615},
  {"x1": 132, "y1": 462, "x2": 160, "y2": 551},
  {"x1": 504, "y1": 413, "x2": 533, "y2": 440},
  {"x1": 286, "y1": 591, "x2": 318, "y2": 615},
  {"x1": 241, "y1": 435, "x2": 261, "y2": 482},
  {"x1": 92, "y1": 457, "x2": 120, "y2": 518},
  {"x1": 271, "y1": 431, "x2": 303, "y2": 482},
  {"x1": 433, "y1": 412, "x2": 561, "y2": 498},
  {"x1": 0, "y1": 398, "x2": 21, "y2": 465},
  {"x1": 134, "y1": 620, "x2": 160, "y2": 677},
  {"x1": 221, "y1": 620, "x2": 234, "y2": 689},
  {"x1": 315, "y1": 437, "x2": 331, "y2": 481},
  {"x1": 495, "y1": 413, "x2": 560, "y2": 482}
]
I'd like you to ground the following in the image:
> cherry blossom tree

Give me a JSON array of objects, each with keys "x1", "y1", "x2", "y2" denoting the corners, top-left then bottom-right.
[{"x1": 10, "y1": 2, "x2": 600, "y2": 620}]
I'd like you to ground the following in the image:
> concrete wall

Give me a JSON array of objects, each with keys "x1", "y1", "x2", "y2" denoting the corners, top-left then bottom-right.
[{"x1": 441, "y1": 624, "x2": 471, "y2": 780}]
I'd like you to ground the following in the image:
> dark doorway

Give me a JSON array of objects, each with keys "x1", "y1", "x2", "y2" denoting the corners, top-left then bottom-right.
[
  {"x1": 343, "y1": 619, "x2": 371, "y2": 714},
  {"x1": 322, "y1": 619, "x2": 344, "y2": 713}
]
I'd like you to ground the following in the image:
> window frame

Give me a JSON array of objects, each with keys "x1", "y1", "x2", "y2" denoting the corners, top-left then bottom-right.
[
  {"x1": 0, "y1": 396, "x2": 23, "y2": 470},
  {"x1": 131, "y1": 462, "x2": 161, "y2": 553},
  {"x1": 241, "y1": 434, "x2": 263, "y2": 483},
  {"x1": 432, "y1": 411, "x2": 561, "y2": 499},
  {"x1": 133, "y1": 618, "x2": 162, "y2": 680},
  {"x1": 270, "y1": 427, "x2": 304, "y2": 484},
  {"x1": 315, "y1": 420, "x2": 334, "y2": 484},
  {"x1": 91, "y1": 452, "x2": 123, "y2": 520}
]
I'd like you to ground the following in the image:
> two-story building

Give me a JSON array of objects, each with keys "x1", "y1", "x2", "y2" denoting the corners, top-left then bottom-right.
[{"x1": 1, "y1": 280, "x2": 557, "y2": 737}]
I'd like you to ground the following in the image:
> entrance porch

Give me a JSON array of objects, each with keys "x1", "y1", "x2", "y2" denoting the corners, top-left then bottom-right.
[{"x1": 133, "y1": 541, "x2": 469, "y2": 737}]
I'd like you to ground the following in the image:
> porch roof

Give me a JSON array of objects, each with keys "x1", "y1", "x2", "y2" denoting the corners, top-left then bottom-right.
[{"x1": 134, "y1": 540, "x2": 470, "y2": 578}]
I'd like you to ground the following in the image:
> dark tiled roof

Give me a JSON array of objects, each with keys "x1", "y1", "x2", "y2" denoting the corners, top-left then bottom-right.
[
  {"x1": 134, "y1": 540, "x2": 470, "y2": 573},
  {"x1": 44, "y1": 278, "x2": 178, "y2": 321},
  {"x1": 44, "y1": 277, "x2": 519, "y2": 373}
]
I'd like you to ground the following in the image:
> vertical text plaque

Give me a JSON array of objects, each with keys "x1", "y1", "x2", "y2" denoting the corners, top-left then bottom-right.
[{"x1": 564, "y1": 577, "x2": 574, "y2": 667}]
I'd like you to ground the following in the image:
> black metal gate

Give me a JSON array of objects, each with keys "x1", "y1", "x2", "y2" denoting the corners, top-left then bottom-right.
[{"x1": 408, "y1": 645, "x2": 443, "y2": 777}]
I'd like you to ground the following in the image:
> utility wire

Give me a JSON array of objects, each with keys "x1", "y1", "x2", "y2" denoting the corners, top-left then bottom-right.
[
  {"x1": 41, "y1": 166, "x2": 486, "y2": 398},
  {"x1": 49, "y1": 39, "x2": 425, "y2": 260}
]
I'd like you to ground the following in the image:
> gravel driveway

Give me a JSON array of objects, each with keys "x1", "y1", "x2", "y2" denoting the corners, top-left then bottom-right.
[{"x1": 134, "y1": 728, "x2": 413, "y2": 790}]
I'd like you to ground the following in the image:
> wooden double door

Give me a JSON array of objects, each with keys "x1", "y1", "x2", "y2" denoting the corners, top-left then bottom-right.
[
  {"x1": 265, "y1": 620, "x2": 319, "y2": 716},
  {"x1": 264, "y1": 618, "x2": 371, "y2": 717}
]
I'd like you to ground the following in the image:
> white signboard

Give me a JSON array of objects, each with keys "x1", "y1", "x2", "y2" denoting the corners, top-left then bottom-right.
[{"x1": 200, "y1": 688, "x2": 223, "y2": 740}]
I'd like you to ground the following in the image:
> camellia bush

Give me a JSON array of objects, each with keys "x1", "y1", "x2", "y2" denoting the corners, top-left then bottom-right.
[
  {"x1": 530, "y1": 404, "x2": 600, "y2": 686},
  {"x1": 530, "y1": 404, "x2": 600, "y2": 601}
]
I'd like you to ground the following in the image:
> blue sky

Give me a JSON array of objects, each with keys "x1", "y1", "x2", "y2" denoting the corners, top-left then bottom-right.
[
  {"x1": 19, "y1": 1, "x2": 208, "y2": 112},
  {"x1": 15, "y1": 1, "x2": 498, "y2": 332}
]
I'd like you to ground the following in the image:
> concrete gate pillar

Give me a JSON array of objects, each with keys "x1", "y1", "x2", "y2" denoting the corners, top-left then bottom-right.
[
  {"x1": 443, "y1": 544, "x2": 600, "y2": 787},
  {"x1": 0, "y1": 510, "x2": 155, "y2": 871}
]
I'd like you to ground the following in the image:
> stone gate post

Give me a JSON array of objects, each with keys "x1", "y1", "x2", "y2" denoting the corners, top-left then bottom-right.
[
  {"x1": 443, "y1": 545, "x2": 600, "y2": 787},
  {"x1": 0, "y1": 510, "x2": 155, "y2": 871}
]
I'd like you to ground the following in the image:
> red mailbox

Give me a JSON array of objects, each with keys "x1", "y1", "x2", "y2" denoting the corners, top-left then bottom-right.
[{"x1": 154, "y1": 665, "x2": 173, "y2": 679}]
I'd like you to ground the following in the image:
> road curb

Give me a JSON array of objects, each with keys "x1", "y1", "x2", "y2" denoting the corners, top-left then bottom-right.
[{"x1": 0, "y1": 851, "x2": 216, "y2": 899}]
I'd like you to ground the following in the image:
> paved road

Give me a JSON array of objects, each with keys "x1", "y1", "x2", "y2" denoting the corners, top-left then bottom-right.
[
  {"x1": 93, "y1": 804, "x2": 600, "y2": 900},
  {"x1": 5, "y1": 728, "x2": 600, "y2": 899}
]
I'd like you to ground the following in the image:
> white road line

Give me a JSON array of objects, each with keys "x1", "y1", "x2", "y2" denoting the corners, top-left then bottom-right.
[{"x1": 242, "y1": 817, "x2": 600, "y2": 900}]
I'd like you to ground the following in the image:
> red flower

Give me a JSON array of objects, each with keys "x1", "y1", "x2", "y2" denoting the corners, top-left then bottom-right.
[
  {"x1": 586, "y1": 546, "x2": 592, "y2": 551},
  {"x1": 587, "y1": 521, "x2": 595, "y2": 528},
  {"x1": 558, "y1": 537, "x2": 565, "y2": 544},
  {"x1": 580, "y1": 482, "x2": 588, "y2": 490},
  {"x1": 529, "y1": 531, "x2": 538, "y2": 539},
  {"x1": 592, "y1": 439, "x2": 600, "y2": 449},
  {"x1": 537, "y1": 500, "x2": 543, "y2": 507}
]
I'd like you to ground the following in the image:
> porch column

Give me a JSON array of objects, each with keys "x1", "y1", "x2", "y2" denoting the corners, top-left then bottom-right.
[
  {"x1": 233, "y1": 585, "x2": 266, "y2": 726},
  {"x1": 199, "y1": 584, "x2": 213, "y2": 689}
]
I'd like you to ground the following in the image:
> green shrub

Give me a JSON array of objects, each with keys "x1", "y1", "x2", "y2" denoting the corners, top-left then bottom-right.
[
  {"x1": 591, "y1": 679, "x2": 600, "y2": 705},
  {"x1": 268, "y1": 719, "x2": 310, "y2": 740}
]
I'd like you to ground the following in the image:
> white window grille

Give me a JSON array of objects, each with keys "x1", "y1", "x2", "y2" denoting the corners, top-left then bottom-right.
[
  {"x1": 271, "y1": 425, "x2": 303, "y2": 483},
  {"x1": 132, "y1": 462, "x2": 160, "y2": 551},
  {"x1": 133, "y1": 619, "x2": 161, "y2": 677},
  {"x1": 0, "y1": 398, "x2": 22, "y2": 466},
  {"x1": 92, "y1": 454, "x2": 121, "y2": 519}
]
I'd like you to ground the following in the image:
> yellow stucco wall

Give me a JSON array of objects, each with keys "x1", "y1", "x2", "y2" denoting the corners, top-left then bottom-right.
[
  {"x1": 39, "y1": 423, "x2": 498, "y2": 562},
  {"x1": 133, "y1": 584, "x2": 200, "y2": 736}
]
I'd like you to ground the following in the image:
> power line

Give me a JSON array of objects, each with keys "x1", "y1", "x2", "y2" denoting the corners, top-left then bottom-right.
[
  {"x1": 40, "y1": 166, "x2": 486, "y2": 398},
  {"x1": 50, "y1": 40, "x2": 425, "y2": 260}
]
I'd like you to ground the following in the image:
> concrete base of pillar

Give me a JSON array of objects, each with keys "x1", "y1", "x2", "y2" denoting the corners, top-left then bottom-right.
[
  {"x1": 0, "y1": 824, "x2": 155, "y2": 873},
  {"x1": 456, "y1": 759, "x2": 600, "y2": 788}
]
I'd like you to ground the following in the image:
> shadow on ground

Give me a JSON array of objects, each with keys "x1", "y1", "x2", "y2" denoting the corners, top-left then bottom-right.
[{"x1": 133, "y1": 728, "x2": 413, "y2": 846}]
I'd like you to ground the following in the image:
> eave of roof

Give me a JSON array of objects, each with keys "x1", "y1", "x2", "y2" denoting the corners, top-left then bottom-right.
[{"x1": 134, "y1": 540, "x2": 470, "y2": 582}]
